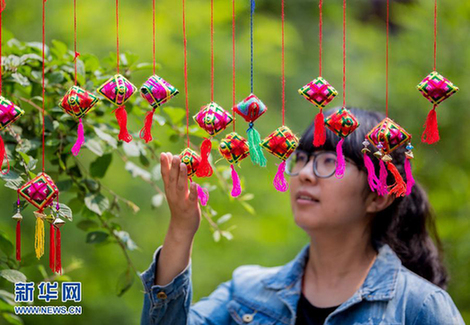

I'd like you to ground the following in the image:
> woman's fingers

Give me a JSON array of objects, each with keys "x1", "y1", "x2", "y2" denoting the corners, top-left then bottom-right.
[
  {"x1": 188, "y1": 181, "x2": 198, "y2": 203},
  {"x1": 160, "y1": 152, "x2": 171, "y2": 188},
  {"x1": 176, "y1": 163, "x2": 188, "y2": 195},
  {"x1": 169, "y1": 155, "x2": 180, "y2": 187}
]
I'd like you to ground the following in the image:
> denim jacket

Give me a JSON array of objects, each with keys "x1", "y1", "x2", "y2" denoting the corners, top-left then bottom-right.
[{"x1": 139, "y1": 243, "x2": 464, "y2": 325}]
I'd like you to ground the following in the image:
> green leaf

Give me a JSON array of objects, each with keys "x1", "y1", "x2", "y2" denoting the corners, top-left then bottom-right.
[
  {"x1": 94, "y1": 127, "x2": 118, "y2": 149},
  {"x1": 84, "y1": 193, "x2": 109, "y2": 216},
  {"x1": 86, "y1": 231, "x2": 109, "y2": 244},
  {"x1": 58, "y1": 203, "x2": 73, "y2": 222},
  {"x1": 217, "y1": 214, "x2": 232, "y2": 225},
  {"x1": 163, "y1": 106, "x2": 186, "y2": 124},
  {"x1": 116, "y1": 268, "x2": 134, "y2": 297},
  {"x1": 212, "y1": 230, "x2": 221, "y2": 242},
  {"x1": 0, "y1": 231, "x2": 14, "y2": 257},
  {"x1": 151, "y1": 194, "x2": 164, "y2": 208},
  {"x1": 85, "y1": 138, "x2": 104, "y2": 157},
  {"x1": 90, "y1": 154, "x2": 113, "y2": 178},
  {"x1": 122, "y1": 141, "x2": 140, "y2": 157},
  {"x1": 51, "y1": 39, "x2": 68, "y2": 58},
  {"x1": 76, "y1": 220, "x2": 99, "y2": 231},
  {"x1": 2, "y1": 313, "x2": 23, "y2": 325},
  {"x1": 125, "y1": 162, "x2": 151, "y2": 181},
  {"x1": 240, "y1": 201, "x2": 255, "y2": 215},
  {"x1": 113, "y1": 230, "x2": 138, "y2": 251},
  {"x1": 0, "y1": 270, "x2": 27, "y2": 283},
  {"x1": 11, "y1": 73, "x2": 30, "y2": 86}
]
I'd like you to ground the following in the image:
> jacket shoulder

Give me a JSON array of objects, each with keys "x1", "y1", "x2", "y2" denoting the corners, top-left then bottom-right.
[{"x1": 397, "y1": 266, "x2": 464, "y2": 324}]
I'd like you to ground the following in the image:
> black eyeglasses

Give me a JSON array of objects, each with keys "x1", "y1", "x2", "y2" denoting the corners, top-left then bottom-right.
[{"x1": 285, "y1": 150, "x2": 359, "y2": 178}]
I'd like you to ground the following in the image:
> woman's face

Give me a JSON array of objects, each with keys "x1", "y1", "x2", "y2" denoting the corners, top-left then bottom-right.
[{"x1": 289, "y1": 150, "x2": 373, "y2": 232}]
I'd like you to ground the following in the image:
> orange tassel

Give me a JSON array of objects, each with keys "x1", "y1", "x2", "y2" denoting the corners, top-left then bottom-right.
[{"x1": 386, "y1": 161, "x2": 406, "y2": 197}]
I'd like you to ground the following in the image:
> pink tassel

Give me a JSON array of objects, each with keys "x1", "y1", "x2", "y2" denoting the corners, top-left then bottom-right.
[
  {"x1": 196, "y1": 183, "x2": 209, "y2": 206},
  {"x1": 363, "y1": 152, "x2": 379, "y2": 192},
  {"x1": 196, "y1": 138, "x2": 213, "y2": 178},
  {"x1": 113, "y1": 106, "x2": 133, "y2": 143},
  {"x1": 335, "y1": 138, "x2": 345, "y2": 179},
  {"x1": 405, "y1": 158, "x2": 415, "y2": 196},
  {"x1": 377, "y1": 159, "x2": 389, "y2": 196},
  {"x1": 313, "y1": 110, "x2": 326, "y2": 147},
  {"x1": 273, "y1": 160, "x2": 288, "y2": 192},
  {"x1": 230, "y1": 165, "x2": 242, "y2": 197},
  {"x1": 140, "y1": 109, "x2": 155, "y2": 143},
  {"x1": 71, "y1": 118, "x2": 85, "y2": 156},
  {"x1": 422, "y1": 106, "x2": 440, "y2": 144}
]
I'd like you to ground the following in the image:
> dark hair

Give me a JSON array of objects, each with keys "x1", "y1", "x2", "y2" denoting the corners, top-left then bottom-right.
[{"x1": 297, "y1": 107, "x2": 449, "y2": 289}]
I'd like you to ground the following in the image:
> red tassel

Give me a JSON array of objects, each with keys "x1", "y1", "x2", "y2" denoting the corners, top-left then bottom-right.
[
  {"x1": 387, "y1": 161, "x2": 407, "y2": 197},
  {"x1": 0, "y1": 134, "x2": 10, "y2": 175},
  {"x1": 16, "y1": 220, "x2": 21, "y2": 262},
  {"x1": 421, "y1": 106, "x2": 440, "y2": 144},
  {"x1": 49, "y1": 223, "x2": 55, "y2": 272},
  {"x1": 55, "y1": 227, "x2": 62, "y2": 274},
  {"x1": 113, "y1": 106, "x2": 133, "y2": 143},
  {"x1": 313, "y1": 110, "x2": 326, "y2": 147},
  {"x1": 139, "y1": 109, "x2": 155, "y2": 143},
  {"x1": 196, "y1": 138, "x2": 213, "y2": 178}
]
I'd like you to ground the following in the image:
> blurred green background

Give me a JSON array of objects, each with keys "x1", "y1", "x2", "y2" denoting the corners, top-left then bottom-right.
[{"x1": 0, "y1": 0, "x2": 469, "y2": 323}]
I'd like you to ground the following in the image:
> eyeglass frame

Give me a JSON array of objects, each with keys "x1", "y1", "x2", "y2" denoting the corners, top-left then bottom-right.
[{"x1": 285, "y1": 149, "x2": 362, "y2": 178}]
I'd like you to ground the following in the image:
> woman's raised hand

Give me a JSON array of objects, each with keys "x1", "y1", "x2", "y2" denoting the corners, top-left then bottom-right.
[{"x1": 160, "y1": 152, "x2": 201, "y2": 237}]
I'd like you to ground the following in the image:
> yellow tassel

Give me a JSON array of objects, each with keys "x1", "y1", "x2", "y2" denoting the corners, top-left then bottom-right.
[{"x1": 35, "y1": 216, "x2": 45, "y2": 259}]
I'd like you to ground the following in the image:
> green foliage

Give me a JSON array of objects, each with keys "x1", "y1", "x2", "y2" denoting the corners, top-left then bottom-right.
[{"x1": 0, "y1": 35, "x2": 252, "y2": 324}]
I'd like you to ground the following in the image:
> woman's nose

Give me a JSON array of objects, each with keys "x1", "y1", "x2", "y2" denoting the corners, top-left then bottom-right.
[{"x1": 298, "y1": 159, "x2": 318, "y2": 184}]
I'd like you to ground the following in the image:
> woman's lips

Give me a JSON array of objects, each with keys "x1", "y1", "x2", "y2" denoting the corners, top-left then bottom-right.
[{"x1": 295, "y1": 191, "x2": 320, "y2": 205}]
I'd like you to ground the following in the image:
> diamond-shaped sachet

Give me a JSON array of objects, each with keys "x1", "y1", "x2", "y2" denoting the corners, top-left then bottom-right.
[
  {"x1": 417, "y1": 71, "x2": 459, "y2": 144},
  {"x1": 18, "y1": 173, "x2": 59, "y2": 212},
  {"x1": 98, "y1": 74, "x2": 137, "y2": 106},
  {"x1": 261, "y1": 126, "x2": 299, "y2": 192},
  {"x1": 233, "y1": 94, "x2": 267, "y2": 167},
  {"x1": 324, "y1": 107, "x2": 360, "y2": 179},
  {"x1": 139, "y1": 75, "x2": 179, "y2": 143},
  {"x1": 0, "y1": 96, "x2": 25, "y2": 174},
  {"x1": 417, "y1": 71, "x2": 459, "y2": 105},
  {"x1": 59, "y1": 86, "x2": 100, "y2": 156},
  {"x1": 362, "y1": 117, "x2": 414, "y2": 198},
  {"x1": 59, "y1": 86, "x2": 99, "y2": 119},
  {"x1": 219, "y1": 132, "x2": 250, "y2": 197},
  {"x1": 298, "y1": 77, "x2": 338, "y2": 109},
  {"x1": 97, "y1": 74, "x2": 137, "y2": 143},
  {"x1": 193, "y1": 102, "x2": 233, "y2": 137}
]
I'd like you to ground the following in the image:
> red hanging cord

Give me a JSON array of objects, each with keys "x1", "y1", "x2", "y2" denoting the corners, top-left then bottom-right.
[
  {"x1": 42, "y1": 0, "x2": 46, "y2": 172},
  {"x1": 433, "y1": 0, "x2": 437, "y2": 71},
  {"x1": 318, "y1": 0, "x2": 322, "y2": 77},
  {"x1": 152, "y1": 0, "x2": 156, "y2": 75},
  {"x1": 182, "y1": 0, "x2": 189, "y2": 147},
  {"x1": 342, "y1": 0, "x2": 346, "y2": 108},
  {"x1": 210, "y1": 0, "x2": 214, "y2": 102},
  {"x1": 116, "y1": 0, "x2": 120, "y2": 74},
  {"x1": 232, "y1": 0, "x2": 236, "y2": 131},
  {"x1": 73, "y1": 0, "x2": 79, "y2": 85},
  {"x1": 281, "y1": 0, "x2": 285, "y2": 126},
  {"x1": 385, "y1": 0, "x2": 389, "y2": 118}
]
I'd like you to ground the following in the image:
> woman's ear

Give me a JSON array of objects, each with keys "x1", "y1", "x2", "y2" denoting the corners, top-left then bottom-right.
[{"x1": 365, "y1": 191, "x2": 395, "y2": 214}]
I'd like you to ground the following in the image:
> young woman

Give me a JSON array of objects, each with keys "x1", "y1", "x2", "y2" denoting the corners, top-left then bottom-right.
[{"x1": 139, "y1": 108, "x2": 464, "y2": 325}]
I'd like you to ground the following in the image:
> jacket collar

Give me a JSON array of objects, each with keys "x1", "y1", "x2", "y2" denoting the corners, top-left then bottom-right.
[{"x1": 261, "y1": 243, "x2": 401, "y2": 301}]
